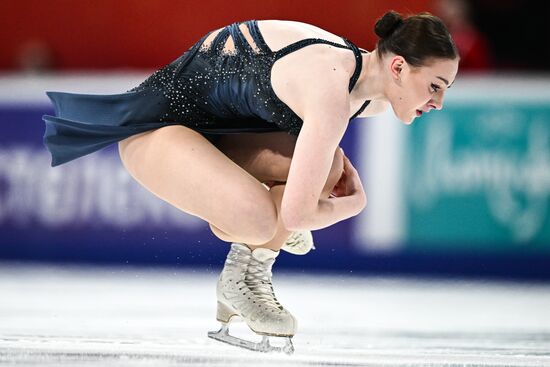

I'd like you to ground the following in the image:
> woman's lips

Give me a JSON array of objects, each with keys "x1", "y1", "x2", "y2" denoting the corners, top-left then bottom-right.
[{"x1": 416, "y1": 109, "x2": 423, "y2": 117}]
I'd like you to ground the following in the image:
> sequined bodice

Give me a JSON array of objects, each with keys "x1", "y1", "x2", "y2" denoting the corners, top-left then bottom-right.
[
  {"x1": 42, "y1": 20, "x2": 372, "y2": 166},
  {"x1": 130, "y1": 20, "x2": 370, "y2": 135}
]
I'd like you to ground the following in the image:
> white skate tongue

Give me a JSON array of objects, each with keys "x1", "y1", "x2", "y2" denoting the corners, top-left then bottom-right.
[
  {"x1": 231, "y1": 243, "x2": 251, "y2": 253},
  {"x1": 251, "y1": 248, "x2": 278, "y2": 262}
]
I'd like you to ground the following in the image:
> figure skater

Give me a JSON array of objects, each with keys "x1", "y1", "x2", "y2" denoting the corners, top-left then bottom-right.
[{"x1": 42, "y1": 11, "x2": 459, "y2": 353}]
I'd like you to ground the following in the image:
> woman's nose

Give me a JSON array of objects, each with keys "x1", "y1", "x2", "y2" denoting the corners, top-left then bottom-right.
[{"x1": 430, "y1": 92, "x2": 444, "y2": 110}]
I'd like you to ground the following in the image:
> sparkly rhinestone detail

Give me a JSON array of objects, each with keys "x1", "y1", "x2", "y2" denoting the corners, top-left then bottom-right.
[{"x1": 129, "y1": 20, "x2": 370, "y2": 136}]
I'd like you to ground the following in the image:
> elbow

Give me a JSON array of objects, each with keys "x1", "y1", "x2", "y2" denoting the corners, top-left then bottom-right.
[
  {"x1": 353, "y1": 193, "x2": 368, "y2": 216},
  {"x1": 359, "y1": 195, "x2": 368, "y2": 212}
]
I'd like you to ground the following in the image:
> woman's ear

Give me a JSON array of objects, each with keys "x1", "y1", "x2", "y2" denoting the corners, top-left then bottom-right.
[{"x1": 389, "y1": 55, "x2": 406, "y2": 83}]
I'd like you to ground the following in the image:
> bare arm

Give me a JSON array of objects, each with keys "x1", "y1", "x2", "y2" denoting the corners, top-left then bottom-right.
[{"x1": 280, "y1": 68, "x2": 366, "y2": 231}]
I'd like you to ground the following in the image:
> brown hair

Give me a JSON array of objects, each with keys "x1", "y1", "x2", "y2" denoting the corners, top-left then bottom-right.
[{"x1": 374, "y1": 11, "x2": 459, "y2": 66}]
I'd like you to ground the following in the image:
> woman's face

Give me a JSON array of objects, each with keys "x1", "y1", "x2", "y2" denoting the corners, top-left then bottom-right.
[{"x1": 386, "y1": 56, "x2": 459, "y2": 124}]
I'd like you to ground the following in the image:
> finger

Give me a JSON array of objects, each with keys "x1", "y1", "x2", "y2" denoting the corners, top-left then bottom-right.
[
  {"x1": 342, "y1": 154, "x2": 351, "y2": 169},
  {"x1": 343, "y1": 155, "x2": 356, "y2": 174}
]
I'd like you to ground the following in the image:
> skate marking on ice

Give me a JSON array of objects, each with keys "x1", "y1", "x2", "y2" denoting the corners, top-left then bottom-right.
[{"x1": 1, "y1": 265, "x2": 550, "y2": 366}]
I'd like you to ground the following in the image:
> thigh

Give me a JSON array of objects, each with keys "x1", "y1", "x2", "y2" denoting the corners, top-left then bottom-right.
[
  {"x1": 118, "y1": 125, "x2": 278, "y2": 244},
  {"x1": 213, "y1": 131, "x2": 297, "y2": 183},
  {"x1": 214, "y1": 132, "x2": 343, "y2": 195}
]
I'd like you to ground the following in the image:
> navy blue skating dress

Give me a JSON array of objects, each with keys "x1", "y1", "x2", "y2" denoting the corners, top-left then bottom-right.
[{"x1": 43, "y1": 20, "x2": 370, "y2": 166}]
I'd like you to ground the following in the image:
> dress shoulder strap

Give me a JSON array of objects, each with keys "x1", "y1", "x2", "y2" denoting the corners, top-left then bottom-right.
[
  {"x1": 245, "y1": 20, "x2": 369, "y2": 95},
  {"x1": 246, "y1": 20, "x2": 272, "y2": 54},
  {"x1": 350, "y1": 100, "x2": 371, "y2": 120},
  {"x1": 342, "y1": 38, "x2": 371, "y2": 118},
  {"x1": 274, "y1": 38, "x2": 351, "y2": 60},
  {"x1": 342, "y1": 38, "x2": 364, "y2": 93},
  {"x1": 273, "y1": 35, "x2": 367, "y2": 93}
]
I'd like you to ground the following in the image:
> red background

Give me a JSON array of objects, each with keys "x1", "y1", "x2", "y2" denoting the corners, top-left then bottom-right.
[{"x1": 1, "y1": 0, "x2": 432, "y2": 70}]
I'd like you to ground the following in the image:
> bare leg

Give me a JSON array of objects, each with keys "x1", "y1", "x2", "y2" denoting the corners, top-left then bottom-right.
[
  {"x1": 258, "y1": 158, "x2": 342, "y2": 251},
  {"x1": 119, "y1": 128, "x2": 343, "y2": 248},
  {"x1": 209, "y1": 132, "x2": 344, "y2": 250},
  {"x1": 118, "y1": 126, "x2": 280, "y2": 245}
]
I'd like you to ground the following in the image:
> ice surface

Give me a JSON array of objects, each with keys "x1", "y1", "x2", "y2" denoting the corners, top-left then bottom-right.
[{"x1": 0, "y1": 263, "x2": 549, "y2": 366}]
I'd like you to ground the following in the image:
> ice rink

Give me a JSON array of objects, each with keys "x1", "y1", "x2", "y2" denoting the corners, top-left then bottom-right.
[{"x1": 0, "y1": 264, "x2": 549, "y2": 366}]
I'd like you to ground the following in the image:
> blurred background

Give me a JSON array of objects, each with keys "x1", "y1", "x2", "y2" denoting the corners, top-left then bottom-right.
[{"x1": 1, "y1": 0, "x2": 549, "y2": 280}]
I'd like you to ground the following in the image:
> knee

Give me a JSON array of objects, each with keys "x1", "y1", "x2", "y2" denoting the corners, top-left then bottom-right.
[
  {"x1": 242, "y1": 197, "x2": 279, "y2": 244},
  {"x1": 214, "y1": 193, "x2": 278, "y2": 245}
]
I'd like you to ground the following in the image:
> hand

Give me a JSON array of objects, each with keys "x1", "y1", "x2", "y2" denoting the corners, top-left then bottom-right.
[
  {"x1": 330, "y1": 153, "x2": 366, "y2": 208},
  {"x1": 330, "y1": 172, "x2": 346, "y2": 198}
]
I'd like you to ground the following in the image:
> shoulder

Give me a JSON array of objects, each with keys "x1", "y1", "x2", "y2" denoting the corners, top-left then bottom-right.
[
  {"x1": 296, "y1": 47, "x2": 354, "y2": 90},
  {"x1": 257, "y1": 19, "x2": 347, "y2": 47},
  {"x1": 271, "y1": 46, "x2": 355, "y2": 119}
]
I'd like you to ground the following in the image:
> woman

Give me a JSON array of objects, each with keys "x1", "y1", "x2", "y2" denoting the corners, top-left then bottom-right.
[{"x1": 42, "y1": 11, "x2": 459, "y2": 353}]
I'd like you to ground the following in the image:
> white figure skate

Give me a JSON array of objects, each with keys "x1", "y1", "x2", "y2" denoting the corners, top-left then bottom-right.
[
  {"x1": 281, "y1": 230, "x2": 315, "y2": 255},
  {"x1": 208, "y1": 243, "x2": 297, "y2": 354}
]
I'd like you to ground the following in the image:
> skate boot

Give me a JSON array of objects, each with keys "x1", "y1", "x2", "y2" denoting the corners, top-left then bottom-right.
[
  {"x1": 281, "y1": 230, "x2": 315, "y2": 255},
  {"x1": 208, "y1": 243, "x2": 297, "y2": 354}
]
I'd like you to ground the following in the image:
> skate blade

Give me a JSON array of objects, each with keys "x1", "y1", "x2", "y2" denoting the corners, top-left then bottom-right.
[{"x1": 208, "y1": 324, "x2": 294, "y2": 355}]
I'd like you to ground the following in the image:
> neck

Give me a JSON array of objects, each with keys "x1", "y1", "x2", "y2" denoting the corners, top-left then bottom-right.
[{"x1": 354, "y1": 50, "x2": 388, "y2": 101}]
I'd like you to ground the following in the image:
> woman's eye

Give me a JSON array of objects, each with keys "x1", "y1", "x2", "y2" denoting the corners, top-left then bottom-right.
[{"x1": 430, "y1": 84, "x2": 441, "y2": 93}]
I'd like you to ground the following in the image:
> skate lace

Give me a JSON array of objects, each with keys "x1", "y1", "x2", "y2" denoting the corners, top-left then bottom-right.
[
  {"x1": 246, "y1": 257, "x2": 283, "y2": 310},
  {"x1": 225, "y1": 245, "x2": 251, "y2": 275}
]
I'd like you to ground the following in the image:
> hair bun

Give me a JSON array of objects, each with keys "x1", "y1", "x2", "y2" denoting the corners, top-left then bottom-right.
[{"x1": 374, "y1": 11, "x2": 404, "y2": 39}]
